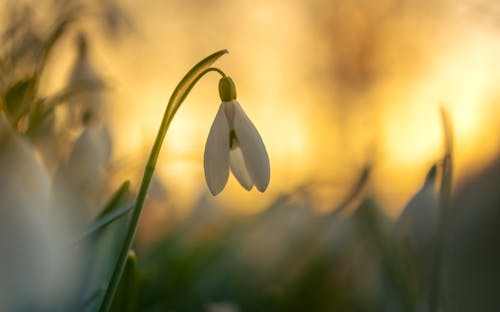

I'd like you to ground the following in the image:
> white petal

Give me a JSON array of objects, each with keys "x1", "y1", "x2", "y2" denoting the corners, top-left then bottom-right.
[
  {"x1": 229, "y1": 146, "x2": 254, "y2": 191},
  {"x1": 232, "y1": 101, "x2": 270, "y2": 192},
  {"x1": 204, "y1": 104, "x2": 230, "y2": 195},
  {"x1": 66, "y1": 125, "x2": 110, "y2": 188}
]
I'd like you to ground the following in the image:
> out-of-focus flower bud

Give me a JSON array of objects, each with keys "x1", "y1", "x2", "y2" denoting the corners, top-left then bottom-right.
[{"x1": 66, "y1": 32, "x2": 105, "y2": 128}]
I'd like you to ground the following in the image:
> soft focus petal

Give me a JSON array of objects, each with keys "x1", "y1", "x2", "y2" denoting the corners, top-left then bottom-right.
[
  {"x1": 66, "y1": 125, "x2": 111, "y2": 190},
  {"x1": 204, "y1": 104, "x2": 230, "y2": 195},
  {"x1": 0, "y1": 113, "x2": 82, "y2": 310},
  {"x1": 232, "y1": 101, "x2": 270, "y2": 192},
  {"x1": 229, "y1": 146, "x2": 254, "y2": 191}
]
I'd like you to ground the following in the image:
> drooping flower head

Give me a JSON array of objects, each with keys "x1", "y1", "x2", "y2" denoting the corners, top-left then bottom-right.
[{"x1": 204, "y1": 76, "x2": 270, "y2": 195}]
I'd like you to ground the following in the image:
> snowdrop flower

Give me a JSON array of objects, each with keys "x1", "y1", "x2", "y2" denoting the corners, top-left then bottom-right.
[
  {"x1": 67, "y1": 32, "x2": 104, "y2": 127},
  {"x1": 66, "y1": 111, "x2": 111, "y2": 194},
  {"x1": 52, "y1": 110, "x2": 112, "y2": 226},
  {"x1": 204, "y1": 76, "x2": 270, "y2": 195},
  {"x1": 0, "y1": 112, "x2": 82, "y2": 310}
]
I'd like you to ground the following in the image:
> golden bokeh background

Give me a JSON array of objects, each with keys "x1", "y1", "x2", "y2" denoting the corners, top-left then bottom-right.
[
  {"x1": 38, "y1": 0, "x2": 500, "y2": 219},
  {"x1": 3, "y1": 1, "x2": 500, "y2": 309}
]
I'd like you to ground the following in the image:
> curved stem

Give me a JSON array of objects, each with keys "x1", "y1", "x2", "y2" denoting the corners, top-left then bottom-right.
[
  {"x1": 204, "y1": 67, "x2": 226, "y2": 78},
  {"x1": 99, "y1": 51, "x2": 228, "y2": 312},
  {"x1": 147, "y1": 66, "x2": 227, "y2": 166}
]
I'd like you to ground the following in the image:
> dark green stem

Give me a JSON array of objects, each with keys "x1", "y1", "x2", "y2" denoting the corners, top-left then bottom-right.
[{"x1": 98, "y1": 50, "x2": 228, "y2": 312}]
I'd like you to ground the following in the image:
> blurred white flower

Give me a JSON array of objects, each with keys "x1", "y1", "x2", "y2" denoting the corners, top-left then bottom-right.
[
  {"x1": 66, "y1": 118, "x2": 111, "y2": 194},
  {"x1": 53, "y1": 31, "x2": 111, "y2": 221},
  {"x1": 66, "y1": 32, "x2": 104, "y2": 128},
  {"x1": 0, "y1": 112, "x2": 82, "y2": 310},
  {"x1": 53, "y1": 111, "x2": 112, "y2": 225},
  {"x1": 204, "y1": 77, "x2": 270, "y2": 195}
]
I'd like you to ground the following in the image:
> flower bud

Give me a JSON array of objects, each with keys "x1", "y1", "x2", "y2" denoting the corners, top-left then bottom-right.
[{"x1": 218, "y1": 76, "x2": 237, "y2": 101}]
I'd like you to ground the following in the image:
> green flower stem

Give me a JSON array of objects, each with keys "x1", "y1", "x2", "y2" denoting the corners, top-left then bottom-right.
[{"x1": 99, "y1": 50, "x2": 228, "y2": 312}]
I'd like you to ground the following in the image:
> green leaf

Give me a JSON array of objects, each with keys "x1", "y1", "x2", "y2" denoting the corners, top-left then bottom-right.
[
  {"x1": 79, "y1": 181, "x2": 133, "y2": 311},
  {"x1": 439, "y1": 106, "x2": 453, "y2": 212},
  {"x1": 37, "y1": 17, "x2": 74, "y2": 75},
  {"x1": 98, "y1": 181, "x2": 132, "y2": 218},
  {"x1": 331, "y1": 165, "x2": 371, "y2": 215},
  {"x1": 110, "y1": 250, "x2": 138, "y2": 312},
  {"x1": 69, "y1": 181, "x2": 133, "y2": 246},
  {"x1": 70, "y1": 202, "x2": 134, "y2": 246},
  {"x1": 4, "y1": 77, "x2": 36, "y2": 124},
  {"x1": 4, "y1": 17, "x2": 74, "y2": 130},
  {"x1": 428, "y1": 106, "x2": 455, "y2": 312}
]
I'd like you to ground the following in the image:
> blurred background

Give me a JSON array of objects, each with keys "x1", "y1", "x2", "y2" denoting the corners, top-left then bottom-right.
[{"x1": 1, "y1": 0, "x2": 500, "y2": 311}]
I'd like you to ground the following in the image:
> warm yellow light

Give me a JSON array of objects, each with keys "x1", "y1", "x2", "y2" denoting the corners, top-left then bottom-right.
[{"x1": 74, "y1": 0, "x2": 500, "y2": 216}]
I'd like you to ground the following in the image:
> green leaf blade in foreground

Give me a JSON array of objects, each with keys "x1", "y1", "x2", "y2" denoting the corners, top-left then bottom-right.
[
  {"x1": 70, "y1": 203, "x2": 134, "y2": 246},
  {"x1": 428, "y1": 106, "x2": 454, "y2": 312},
  {"x1": 70, "y1": 181, "x2": 132, "y2": 246},
  {"x1": 98, "y1": 181, "x2": 132, "y2": 219},
  {"x1": 110, "y1": 251, "x2": 138, "y2": 312}
]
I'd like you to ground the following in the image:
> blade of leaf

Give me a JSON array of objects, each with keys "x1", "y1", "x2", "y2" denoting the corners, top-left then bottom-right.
[
  {"x1": 428, "y1": 106, "x2": 454, "y2": 312},
  {"x1": 69, "y1": 181, "x2": 132, "y2": 246},
  {"x1": 110, "y1": 250, "x2": 138, "y2": 312},
  {"x1": 4, "y1": 77, "x2": 36, "y2": 125},
  {"x1": 331, "y1": 165, "x2": 371, "y2": 216},
  {"x1": 439, "y1": 106, "x2": 454, "y2": 210},
  {"x1": 36, "y1": 17, "x2": 75, "y2": 76},
  {"x1": 99, "y1": 181, "x2": 131, "y2": 218},
  {"x1": 69, "y1": 202, "x2": 134, "y2": 246}
]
